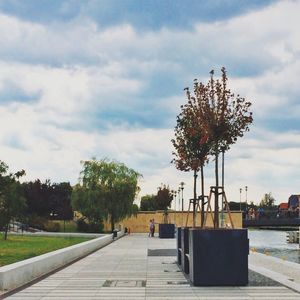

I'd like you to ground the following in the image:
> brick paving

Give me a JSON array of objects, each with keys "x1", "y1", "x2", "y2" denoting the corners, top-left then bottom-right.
[{"x1": 3, "y1": 234, "x2": 300, "y2": 299}]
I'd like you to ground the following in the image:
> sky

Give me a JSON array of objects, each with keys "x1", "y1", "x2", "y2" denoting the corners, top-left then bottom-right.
[{"x1": 0, "y1": 0, "x2": 299, "y2": 208}]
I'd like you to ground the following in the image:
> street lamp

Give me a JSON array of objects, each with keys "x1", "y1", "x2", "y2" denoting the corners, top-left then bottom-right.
[
  {"x1": 173, "y1": 190, "x2": 177, "y2": 225},
  {"x1": 180, "y1": 182, "x2": 185, "y2": 226},
  {"x1": 173, "y1": 190, "x2": 177, "y2": 210},
  {"x1": 178, "y1": 188, "x2": 181, "y2": 215},
  {"x1": 245, "y1": 186, "x2": 248, "y2": 206},
  {"x1": 239, "y1": 188, "x2": 242, "y2": 211}
]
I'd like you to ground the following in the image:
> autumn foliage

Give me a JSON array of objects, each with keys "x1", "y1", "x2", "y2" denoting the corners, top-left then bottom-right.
[{"x1": 172, "y1": 67, "x2": 253, "y2": 227}]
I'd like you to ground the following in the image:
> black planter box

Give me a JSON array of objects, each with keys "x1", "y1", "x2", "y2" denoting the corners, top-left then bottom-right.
[
  {"x1": 177, "y1": 227, "x2": 182, "y2": 265},
  {"x1": 189, "y1": 228, "x2": 249, "y2": 286},
  {"x1": 159, "y1": 223, "x2": 175, "y2": 238},
  {"x1": 181, "y1": 227, "x2": 190, "y2": 274}
]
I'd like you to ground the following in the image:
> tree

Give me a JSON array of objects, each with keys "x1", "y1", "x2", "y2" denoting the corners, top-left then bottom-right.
[
  {"x1": 0, "y1": 161, "x2": 26, "y2": 240},
  {"x1": 203, "y1": 68, "x2": 253, "y2": 227},
  {"x1": 172, "y1": 82, "x2": 211, "y2": 226},
  {"x1": 140, "y1": 194, "x2": 157, "y2": 211},
  {"x1": 72, "y1": 183, "x2": 105, "y2": 232},
  {"x1": 173, "y1": 68, "x2": 253, "y2": 228},
  {"x1": 259, "y1": 193, "x2": 276, "y2": 208},
  {"x1": 72, "y1": 158, "x2": 141, "y2": 232},
  {"x1": 228, "y1": 201, "x2": 247, "y2": 211},
  {"x1": 140, "y1": 186, "x2": 174, "y2": 214},
  {"x1": 23, "y1": 179, "x2": 52, "y2": 218},
  {"x1": 155, "y1": 185, "x2": 173, "y2": 210},
  {"x1": 155, "y1": 185, "x2": 173, "y2": 223},
  {"x1": 50, "y1": 182, "x2": 73, "y2": 219},
  {"x1": 23, "y1": 180, "x2": 73, "y2": 229}
]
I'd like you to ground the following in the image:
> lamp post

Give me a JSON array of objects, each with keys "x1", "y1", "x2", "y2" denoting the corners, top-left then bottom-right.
[
  {"x1": 245, "y1": 186, "x2": 248, "y2": 207},
  {"x1": 239, "y1": 188, "x2": 242, "y2": 211},
  {"x1": 180, "y1": 182, "x2": 185, "y2": 226},
  {"x1": 178, "y1": 187, "x2": 181, "y2": 224},
  {"x1": 174, "y1": 190, "x2": 177, "y2": 225}
]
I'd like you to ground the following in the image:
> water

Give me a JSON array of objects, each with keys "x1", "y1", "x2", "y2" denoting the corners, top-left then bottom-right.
[{"x1": 248, "y1": 229, "x2": 300, "y2": 264}]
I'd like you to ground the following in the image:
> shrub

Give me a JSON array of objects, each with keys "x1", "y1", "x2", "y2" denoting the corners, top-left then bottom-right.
[
  {"x1": 76, "y1": 218, "x2": 103, "y2": 233},
  {"x1": 44, "y1": 222, "x2": 60, "y2": 232}
]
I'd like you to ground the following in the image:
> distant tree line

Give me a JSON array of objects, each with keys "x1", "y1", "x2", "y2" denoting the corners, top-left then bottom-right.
[
  {"x1": 22, "y1": 179, "x2": 73, "y2": 232},
  {"x1": 0, "y1": 160, "x2": 74, "y2": 239},
  {"x1": 140, "y1": 185, "x2": 173, "y2": 212},
  {"x1": 0, "y1": 158, "x2": 141, "y2": 239},
  {"x1": 228, "y1": 192, "x2": 278, "y2": 218},
  {"x1": 0, "y1": 161, "x2": 26, "y2": 240}
]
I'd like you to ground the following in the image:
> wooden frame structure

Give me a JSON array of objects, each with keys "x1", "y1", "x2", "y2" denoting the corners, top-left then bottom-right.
[{"x1": 203, "y1": 186, "x2": 234, "y2": 228}]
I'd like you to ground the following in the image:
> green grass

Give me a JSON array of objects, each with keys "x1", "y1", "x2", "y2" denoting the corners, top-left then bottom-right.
[{"x1": 0, "y1": 234, "x2": 92, "y2": 267}]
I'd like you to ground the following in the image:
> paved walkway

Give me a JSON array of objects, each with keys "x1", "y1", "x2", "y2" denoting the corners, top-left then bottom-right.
[{"x1": 4, "y1": 234, "x2": 300, "y2": 299}]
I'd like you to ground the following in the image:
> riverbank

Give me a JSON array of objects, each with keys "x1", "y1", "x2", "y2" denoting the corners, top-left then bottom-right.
[{"x1": 248, "y1": 229, "x2": 299, "y2": 264}]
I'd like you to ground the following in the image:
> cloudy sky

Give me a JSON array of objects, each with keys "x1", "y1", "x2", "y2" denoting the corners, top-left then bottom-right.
[{"x1": 0, "y1": 0, "x2": 299, "y2": 207}]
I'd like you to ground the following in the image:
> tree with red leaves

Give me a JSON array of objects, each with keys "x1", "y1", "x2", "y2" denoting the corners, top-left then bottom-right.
[{"x1": 172, "y1": 67, "x2": 253, "y2": 228}]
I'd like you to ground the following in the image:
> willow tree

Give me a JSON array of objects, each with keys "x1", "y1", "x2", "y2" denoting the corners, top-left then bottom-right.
[{"x1": 72, "y1": 158, "x2": 141, "y2": 232}]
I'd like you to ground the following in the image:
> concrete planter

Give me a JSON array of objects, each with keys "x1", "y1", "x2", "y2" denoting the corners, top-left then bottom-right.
[
  {"x1": 158, "y1": 224, "x2": 175, "y2": 238},
  {"x1": 177, "y1": 227, "x2": 182, "y2": 265},
  {"x1": 180, "y1": 227, "x2": 190, "y2": 274},
  {"x1": 189, "y1": 228, "x2": 249, "y2": 286}
]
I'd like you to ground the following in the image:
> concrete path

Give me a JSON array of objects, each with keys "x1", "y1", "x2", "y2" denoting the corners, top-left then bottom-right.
[{"x1": 3, "y1": 234, "x2": 300, "y2": 300}]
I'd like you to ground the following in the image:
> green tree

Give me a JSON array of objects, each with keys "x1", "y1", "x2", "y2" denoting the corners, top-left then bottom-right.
[
  {"x1": 23, "y1": 180, "x2": 73, "y2": 220},
  {"x1": 72, "y1": 158, "x2": 141, "y2": 232},
  {"x1": 22, "y1": 179, "x2": 51, "y2": 218},
  {"x1": 140, "y1": 194, "x2": 156, "y2": 211},
  {"x1": 0, "y1": 161, "x2": 26, "y2": 240},
  {"x1": 155, "y1": 185, "x2": 173, "y2": 223},
  {"x1": 155, "y1": 185, "x2": 173, "y2": 211},
  {"x1": 228, "y1": 201, "x2": 247, "y2": 211},
  {"x1": 259, "y1": 193, "x2": 276, "y2": 208},
  {"x1": 72, "y1": 183, "x2": 105, "y2": 232},
  {"x1": 140, "y1": 186, "x2": 173, "y2": 214}
]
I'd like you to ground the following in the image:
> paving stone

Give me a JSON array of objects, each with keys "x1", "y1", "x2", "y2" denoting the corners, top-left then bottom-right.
[{"x1": 3, "y1": 234, "x2": 300, "y2": 299}]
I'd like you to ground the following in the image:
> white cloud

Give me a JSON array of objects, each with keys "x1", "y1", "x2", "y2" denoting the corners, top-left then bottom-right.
[{"x1": 0, "y1": 0, "x2": 300, "y2": 206}]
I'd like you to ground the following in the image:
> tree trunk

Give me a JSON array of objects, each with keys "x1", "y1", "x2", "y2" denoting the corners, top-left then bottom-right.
[
  {"x1": 110, "y1": 214, "x2": 115, "y2": 232},
  {"x1": 221, "y1": 150, "x2": 225, "y2": 227},
  {"x1": 193, "y1": 169, "x2": 197, "y2": 227},
  {"x1": 4, "y1": 223, "x2": 9, "y2": 240},
  {"x1": 200, "y1": 165, "x2": 205, "y2": 227},
  {"x1": 214, "y1": 147, "x2": 219, "y2": 228}
]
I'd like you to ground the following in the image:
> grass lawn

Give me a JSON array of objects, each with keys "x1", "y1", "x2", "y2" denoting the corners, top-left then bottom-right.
[{"x1": 0, "y1": 234, "x2": 92, "y2": 267}]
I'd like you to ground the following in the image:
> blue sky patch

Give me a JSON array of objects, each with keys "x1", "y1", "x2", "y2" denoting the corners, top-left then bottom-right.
[{"x1": 0, "y1": 80, "x2": 41, "y2": 104}]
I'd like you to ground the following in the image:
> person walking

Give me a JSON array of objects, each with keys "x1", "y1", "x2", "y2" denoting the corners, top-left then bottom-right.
[
  {"x1": 151, "y1": 219, "x2": 155, "y2": 237},
  {"x1": 149, "y1": 219, "x2": 154, "y2": 237}
]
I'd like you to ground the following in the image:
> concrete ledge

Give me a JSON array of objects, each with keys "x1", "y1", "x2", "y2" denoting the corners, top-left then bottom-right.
[
  {"x1": 0, "y1": 233, "x2": 119, "y2": 291},
  {"x1": 249, "y1": 252, "x2": 300, "y2": 293},
  {"x1": 117, "y1": 231, "x2": 124, "y2": 239},
  {"x1": 249, "y1": 264, "x2": 300, "y2": 293},
  {"x1": 8, "y1": 232, "x2": 104, "y2": 238}
]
